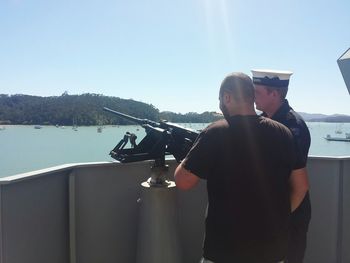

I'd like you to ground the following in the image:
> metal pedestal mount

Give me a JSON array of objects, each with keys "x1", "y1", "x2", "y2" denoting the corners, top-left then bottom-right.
[{"x1": 136, "y1": 160, "x2": 182, "y2": 263}]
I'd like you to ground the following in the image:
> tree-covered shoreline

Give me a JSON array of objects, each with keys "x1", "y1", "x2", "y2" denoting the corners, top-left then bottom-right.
[{"x1": 0, "y1": 93, "x2": 223, "y2": 125}]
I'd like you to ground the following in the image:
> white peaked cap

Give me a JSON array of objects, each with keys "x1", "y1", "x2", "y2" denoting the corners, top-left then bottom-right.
[{"x1": 251, "y1": 69, "x2": 293, "y2": 88}]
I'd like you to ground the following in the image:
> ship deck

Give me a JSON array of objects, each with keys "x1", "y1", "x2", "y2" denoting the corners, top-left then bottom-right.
[{"x1": 0, "y1": 156, "x2": 350, "y2": 263}]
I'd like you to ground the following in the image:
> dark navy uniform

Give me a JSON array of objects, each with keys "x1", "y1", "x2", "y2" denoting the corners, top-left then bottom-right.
[{"x1": 263, "y1": 99, "x2": 311, "y2": 263}]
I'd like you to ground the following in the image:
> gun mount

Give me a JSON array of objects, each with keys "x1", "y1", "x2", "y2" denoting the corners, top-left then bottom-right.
[
  {"x1": 103, "y1": 107, "x2": 197, "y2": 257},
  {"x1": 103, "y1": 107, "x2": 199, "y2": 166}
]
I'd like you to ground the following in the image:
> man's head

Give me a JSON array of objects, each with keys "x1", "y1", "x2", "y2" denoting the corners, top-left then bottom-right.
[
  {"x1": 251, "y1": 69, "x2": 292, "y2": 116},
  {"x1": 219, "y1": 72, "x2": 255, "y2": 118}
]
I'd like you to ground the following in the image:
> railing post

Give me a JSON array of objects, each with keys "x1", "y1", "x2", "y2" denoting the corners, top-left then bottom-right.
[
  {"x1": 0, "y1": 186, "x2": 3, "y2": 263},
  {"x1": 336, "y1": 160, "x2": 344, "y2": 263},
  {"x1": 69, "y1": 172, "x2": 77, "y2": 263}
]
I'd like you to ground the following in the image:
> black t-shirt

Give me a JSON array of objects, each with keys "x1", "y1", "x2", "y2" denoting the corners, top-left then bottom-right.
[{"x1": 183, "y1": 115, "x2": 296, "y2": 263}]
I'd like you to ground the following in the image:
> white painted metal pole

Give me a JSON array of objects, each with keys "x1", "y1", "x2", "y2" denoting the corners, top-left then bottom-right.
[{"x1": 136, "y1": 181, "x2": 182, "y2": 263}]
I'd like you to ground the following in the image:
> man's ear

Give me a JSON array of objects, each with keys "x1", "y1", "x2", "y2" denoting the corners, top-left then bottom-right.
[
  {"x1": 271, "y1": 89, "x2": 279, "y2": 99},
  {"x1": 223, "y1": 92, "x2": 232, "y2": 104}
]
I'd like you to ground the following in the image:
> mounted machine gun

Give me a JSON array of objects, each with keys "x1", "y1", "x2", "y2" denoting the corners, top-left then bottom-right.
[{"x1": 103, "y1": 107, "x2": 199, "y2": 185}]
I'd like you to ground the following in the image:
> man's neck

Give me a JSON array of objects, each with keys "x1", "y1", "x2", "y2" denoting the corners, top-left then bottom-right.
[
  {"x1": 265, "y1": 100, "x2": 284, "y2": 118},
  {"x1": 231, "y1": 105, "x2": 257, "y2": 116}
]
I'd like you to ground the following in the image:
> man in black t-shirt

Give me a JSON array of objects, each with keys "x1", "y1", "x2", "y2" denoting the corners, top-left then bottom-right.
[{"x1": 174, "y1": 72, "x2": 301, "y2": 263}]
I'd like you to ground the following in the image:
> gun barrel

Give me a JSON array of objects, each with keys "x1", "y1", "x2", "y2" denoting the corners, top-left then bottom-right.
[{"x1": 103, "y1": 107, "x2": 159, "y2": 126}]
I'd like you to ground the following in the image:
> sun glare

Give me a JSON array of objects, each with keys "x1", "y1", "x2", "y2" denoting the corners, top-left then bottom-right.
[{"x1": 202, "y1": 0, "x2": 237, "y2": 64}]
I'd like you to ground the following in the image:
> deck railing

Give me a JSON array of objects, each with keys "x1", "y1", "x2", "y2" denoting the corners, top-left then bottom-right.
[{"x1": 0, "y1": 156, "x2": 349, "y2": 263}]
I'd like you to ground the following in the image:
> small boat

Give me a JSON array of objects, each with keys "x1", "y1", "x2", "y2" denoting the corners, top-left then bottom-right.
[
  {"x1": 324, "y1": 133, "x2": 350, "y2": 142},
  {"x1": 34, "y1": 125, "x2": 42, "y2": 129},
  {"x1": 335, "y1": 124, "x2": 344, "y2": 134},
  {"x1": 72, "y1": 118, "x2": 78, "y2": 131},
  {"x1": 97, "y1": 126, "x2": 102, "y2": 133}
]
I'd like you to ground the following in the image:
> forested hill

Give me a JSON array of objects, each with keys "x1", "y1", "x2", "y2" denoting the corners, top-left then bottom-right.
[{"x1": 0, "y1": 94, "x2": 222, "y2": 125}]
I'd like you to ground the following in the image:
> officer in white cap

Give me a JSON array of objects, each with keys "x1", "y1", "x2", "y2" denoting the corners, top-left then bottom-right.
[{"x1": 252, "y1": 69, "x2": 311, "y2": 263}]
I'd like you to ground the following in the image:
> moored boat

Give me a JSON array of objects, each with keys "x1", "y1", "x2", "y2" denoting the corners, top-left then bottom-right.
[{"x1": 324, "y1": 133, "x2": 350, "y2": 142}]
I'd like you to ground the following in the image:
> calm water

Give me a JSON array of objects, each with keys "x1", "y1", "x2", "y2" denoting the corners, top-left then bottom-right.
[{"x1": 0, "y1": 122, "x2": 349, "y2": 177}]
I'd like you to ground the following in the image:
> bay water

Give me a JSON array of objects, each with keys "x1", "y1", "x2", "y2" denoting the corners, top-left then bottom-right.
[{"x1": 0, "y1": 122, "x2": 349, "y2": 178}]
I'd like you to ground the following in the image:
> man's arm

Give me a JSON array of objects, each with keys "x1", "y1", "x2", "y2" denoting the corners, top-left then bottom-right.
[
  {"x1": 289, "y1": 167, "x2": 309, "y2": 212},
  {"x1": 174, "y1": 162, "x2": 200, "y2": 190}
]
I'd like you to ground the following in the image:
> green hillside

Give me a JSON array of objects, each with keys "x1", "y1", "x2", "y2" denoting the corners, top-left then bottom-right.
[{"x1": 0, "y1": 93, "x2": 222, "y2": 125}]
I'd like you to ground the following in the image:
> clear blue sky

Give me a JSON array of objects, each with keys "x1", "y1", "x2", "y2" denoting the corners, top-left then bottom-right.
[{"x1": 1, "y1": 0, "x2": 349, "y2": 115}]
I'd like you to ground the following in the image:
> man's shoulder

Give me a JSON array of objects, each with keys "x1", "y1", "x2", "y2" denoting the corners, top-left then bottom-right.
[
  {"x1": 283, "y1": 107, "x2": 307, "y2": 126},
  {"x1": 258, "y1": 116, "x2": 294, "y2": 140},
  {"x1": 259, "y1": 116, "x2": 290, "y2": 130},
  {"x1": 204, "y1": 119, "x2": 229, "y2": 131},
  {"x1": 283, "y1": 108, "x2": 310, "y2": 139}
]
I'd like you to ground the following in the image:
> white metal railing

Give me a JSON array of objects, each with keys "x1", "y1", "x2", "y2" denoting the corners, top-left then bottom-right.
[{"x1": 0, "y1": 157, "x2": 349, "y2": 263}]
